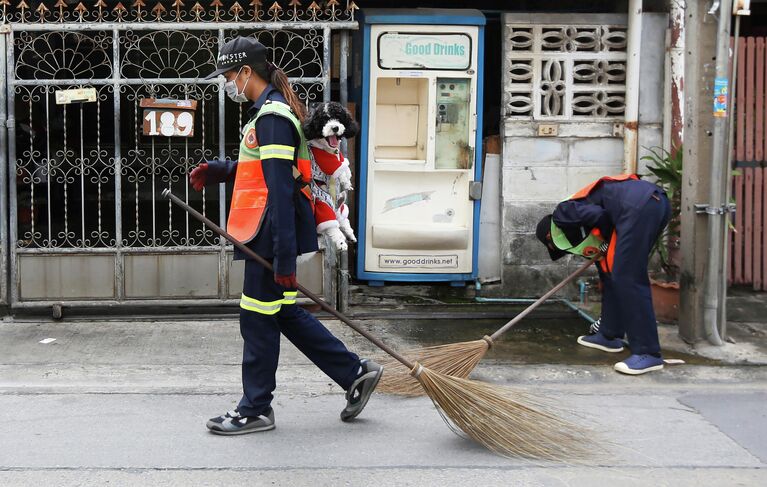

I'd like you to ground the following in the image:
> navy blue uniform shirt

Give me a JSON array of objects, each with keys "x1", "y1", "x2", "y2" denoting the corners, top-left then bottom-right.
[
  {"x1": 206, "y1": 85, "x2": 318, "y2": 275},
  {"x1": 552, "y1": 178, "x2": 662, "y2": 244}
]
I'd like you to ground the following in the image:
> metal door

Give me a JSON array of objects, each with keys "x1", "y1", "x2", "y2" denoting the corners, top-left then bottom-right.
[{"x1": 1, "y1": 1, "x2": 358, "y2": 311}]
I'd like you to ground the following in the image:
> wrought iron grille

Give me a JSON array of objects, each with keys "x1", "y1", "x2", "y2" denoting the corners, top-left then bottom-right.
[
  {"x1": 0, "y1": 0, "x2": 358, "y2": 24},
  {"x1": 503, "y1": 22, "x2": 628, "y2": 120},
  {"x1": 2, "y1": 0, "x2": 357, "y2": 306}
]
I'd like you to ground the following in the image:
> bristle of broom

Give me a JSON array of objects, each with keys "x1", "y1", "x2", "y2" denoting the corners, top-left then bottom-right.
[
  {"x1": 413, "y1": 363, "x2": 594, "y2": 462},
  {"x1": 376, "y1": 338, "x2": 491, "y2": 396}
]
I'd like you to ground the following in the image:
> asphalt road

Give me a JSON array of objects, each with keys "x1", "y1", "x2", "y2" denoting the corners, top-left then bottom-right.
[{"x1": 1, "y1": 319, "x2": 765, "y2": 486}]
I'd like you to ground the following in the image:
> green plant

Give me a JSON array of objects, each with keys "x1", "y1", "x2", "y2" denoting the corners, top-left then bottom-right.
[{"x1": 641, "y1": 146, "x2": 682, "y2": 280}]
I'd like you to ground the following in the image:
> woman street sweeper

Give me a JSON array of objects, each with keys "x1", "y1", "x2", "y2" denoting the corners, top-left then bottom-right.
[
  {"x1": 536, "y1": 174, "x2": 671, "y2": 375},
  {"x1": 189, "y1": 36, "x2": 383, "y2": 434}
]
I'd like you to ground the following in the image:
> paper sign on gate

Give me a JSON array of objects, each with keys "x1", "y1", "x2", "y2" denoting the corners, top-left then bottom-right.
[{"x1": 55, "y1": 88, "x2": 97, "y2": 105}]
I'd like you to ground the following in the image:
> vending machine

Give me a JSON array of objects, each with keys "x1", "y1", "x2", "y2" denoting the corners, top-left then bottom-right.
[{"x1": 354, "y1": 9, "x2": 486, "y2": 286}]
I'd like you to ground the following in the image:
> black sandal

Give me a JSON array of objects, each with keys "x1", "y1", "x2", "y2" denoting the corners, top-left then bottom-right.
[{"x1": 340, "y1": 359, "x2": 383, "y2": 422}]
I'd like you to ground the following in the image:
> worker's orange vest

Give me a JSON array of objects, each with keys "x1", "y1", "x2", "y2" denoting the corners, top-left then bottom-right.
[
  {"x1": 227, "y1": 101, "x2": 313, "y2": 244},
  {"x1": 567, "y1": 173, "x2": 639, "y2": 273},
  {"x1": 569, "y1": 173, "x2": 639, "y2": 200}
]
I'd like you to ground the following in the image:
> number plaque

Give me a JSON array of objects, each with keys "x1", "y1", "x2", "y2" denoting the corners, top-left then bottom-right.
[{"x1": 140, "y1": 98, "x2": 198, "y2": 137}]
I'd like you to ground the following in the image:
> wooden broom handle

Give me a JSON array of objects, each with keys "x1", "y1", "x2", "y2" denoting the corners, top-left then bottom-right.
[
  {"x1": 162, "y1": 189, "x2": 415, "y2": 370},
  {"x1": 489, "y1": 258, "x2": 596, "y2": 341}
]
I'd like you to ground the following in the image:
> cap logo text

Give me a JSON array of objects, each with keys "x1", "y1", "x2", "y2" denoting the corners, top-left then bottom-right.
[{"x1": 218, "y1": 51, "x2": 247, "y2": 65}]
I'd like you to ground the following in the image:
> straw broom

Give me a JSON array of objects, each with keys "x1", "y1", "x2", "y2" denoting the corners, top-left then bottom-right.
[
  {"x1": 163, "y1": 189, "x2": 593, "y2": 461},
  {"x1": 378, "y1": 258, "x2": 597, "y2": 396}
]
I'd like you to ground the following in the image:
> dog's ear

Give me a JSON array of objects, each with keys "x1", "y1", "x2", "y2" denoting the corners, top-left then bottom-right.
[
  {"x1": 305, "y1": 119, "x2": 325, "y2": 140},
  {"x1": 344, "y1": 115, "x2": 359, "y2": 139},
  {"x1": 302, "y1": 106, "x2": 326, "y2": 140},
  {"x1": 300, "y1": 117, "x2": 312, "y2": 137},
  {"x1": 341, "y1": 107, "x2": 359, "y2": 139}
]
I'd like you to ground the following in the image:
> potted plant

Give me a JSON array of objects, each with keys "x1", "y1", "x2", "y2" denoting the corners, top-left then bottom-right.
[{"x1": 641, "y1": 146, "x2": 682, "y2": 322}]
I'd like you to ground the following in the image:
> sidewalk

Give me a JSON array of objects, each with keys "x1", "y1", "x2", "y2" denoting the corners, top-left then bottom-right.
[{"x1": 1, "y1": 315, "x2": 765, "y2": 486}]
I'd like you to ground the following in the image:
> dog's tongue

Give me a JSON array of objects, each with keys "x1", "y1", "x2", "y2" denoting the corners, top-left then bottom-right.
[{"x1": 327, "y1": 135, "x2": 339, "y2": 148}]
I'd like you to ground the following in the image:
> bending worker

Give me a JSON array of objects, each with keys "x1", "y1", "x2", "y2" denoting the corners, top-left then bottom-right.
[
  {"x1": 189, "y1": 37, "x2": 383, "y2": 434},
  {"x1": 535, "y1": 174, "x2": 670, "y2": 375}
]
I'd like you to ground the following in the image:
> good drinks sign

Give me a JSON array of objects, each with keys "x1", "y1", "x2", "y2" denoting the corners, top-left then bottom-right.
[{"x1": 378, "y1": 33, "x2": 472, "y2": 70}]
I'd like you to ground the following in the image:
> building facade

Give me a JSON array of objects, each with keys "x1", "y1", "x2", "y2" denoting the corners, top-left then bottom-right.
[{"x1": 0, "y1": 0, "x2": 673, "y2": 314}]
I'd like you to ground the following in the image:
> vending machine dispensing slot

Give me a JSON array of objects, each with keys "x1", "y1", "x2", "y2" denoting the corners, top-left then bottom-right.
[{"x1": 375, "y1": 77, "x2": 428, "y2": 164}]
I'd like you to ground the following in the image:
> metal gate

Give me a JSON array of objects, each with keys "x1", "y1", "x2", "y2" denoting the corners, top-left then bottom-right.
[
  {"x1": 732, "y1": 35, "x2": 767, "y2": 291},
  {"x1": 1, "y1": 1, "x2": 358, "y2": 310}
]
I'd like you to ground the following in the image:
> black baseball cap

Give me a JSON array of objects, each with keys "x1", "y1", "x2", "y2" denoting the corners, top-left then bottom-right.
[{"x1": 205, "y1": 37, "x2": 267, "y2": 80}]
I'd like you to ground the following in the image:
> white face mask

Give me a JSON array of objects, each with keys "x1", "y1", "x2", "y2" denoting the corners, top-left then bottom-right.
[{"x1": 224, "y1": 67, "x2": 251, "y2": 103}]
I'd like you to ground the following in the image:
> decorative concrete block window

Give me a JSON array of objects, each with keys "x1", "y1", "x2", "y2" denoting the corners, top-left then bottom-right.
[{"x1": 504, "y1": 18, "x2": 627, "y2": 121}]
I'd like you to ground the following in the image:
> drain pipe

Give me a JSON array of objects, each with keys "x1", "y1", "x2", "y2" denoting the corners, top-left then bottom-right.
[
  {"x1": 623, "y1": 0, "x2": 643, "y2": 174},
  {"x1": 720, "y1": 4, "x2": 749, "y2": 339},
  {"x1": 700, "y1": 0, "x2": 733, "y2": 346}
]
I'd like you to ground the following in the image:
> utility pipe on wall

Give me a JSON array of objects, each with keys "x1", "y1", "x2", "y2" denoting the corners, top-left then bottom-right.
[
  {"x1": 663, "y1": 26, "x2": 673, "y2": 153},
  {"x1": 702, "y1": 0, "x2": 733, "y2": 347},
  {"x1": 623, "y1": 0, "x2": 643, "y2": 174},
  {"x1": 721, "y1": 3, "x2": 751, "y2": 340},
  {"x1": 669, "y1": 0, "x2": 686, "y2": 153},
  {"x1": 720, "y1": 13, "x2": 742, "y2": 341},
  {"x1": 717, "y1": 2, "x2": 750, "y2": 340}
]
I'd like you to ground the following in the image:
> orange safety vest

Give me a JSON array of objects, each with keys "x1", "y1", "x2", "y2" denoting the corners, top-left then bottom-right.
[
  {"x1": 566, "y1": 173, "x2": 639, "y2": 273},
  {"x1": 227, "y1": 101, "x2": 313, "y2": 244}
]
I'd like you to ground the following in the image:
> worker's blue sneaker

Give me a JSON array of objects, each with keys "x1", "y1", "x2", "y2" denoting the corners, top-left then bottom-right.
[
  {"x1": 614, "y1": 354, "x2": 664, "y2": 375},
  {"x1": 577, "y1": 332, "x2": 625, "y2": 353}
]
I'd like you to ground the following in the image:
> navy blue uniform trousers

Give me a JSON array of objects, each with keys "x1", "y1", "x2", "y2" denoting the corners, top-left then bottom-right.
[
  {"x1": 237, "y1": 259, "x2": 361, "y2": 417},
  {"x1": 598, "y1": 190, "x2": 671, "y2": 355}
]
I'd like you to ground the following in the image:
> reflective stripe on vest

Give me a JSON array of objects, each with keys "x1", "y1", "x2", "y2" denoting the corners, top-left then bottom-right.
[
  {"x1": 227, "y1": 100, "x2": 313, "y2": 243},
  {"x1": 240, "y1": 290, "x2": 299, "y2": 315},
  {"x1": 260, "y1": 101, "x2": 313, "y2": 184},
  {"x1": 553, "y1": 174, "x2": 639, "y2": 272},
  {"x1": 260, "y1": 144, "x2": 296, "y2": 161}
]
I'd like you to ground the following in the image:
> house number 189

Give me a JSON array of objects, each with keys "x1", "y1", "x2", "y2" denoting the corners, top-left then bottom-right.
[{"x1": 143, "y1": 110, "x2": 194, "y2": 137}]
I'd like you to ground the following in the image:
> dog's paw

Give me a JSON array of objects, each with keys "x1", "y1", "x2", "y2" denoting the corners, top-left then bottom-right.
[
  {"x1": 337, "y1": 168, "x2": 353, "y2": 192},
  {"x1": 325, "y1": 226, "x2": 349, "y2": 251},
  {"x1": 339, "y1": 219, "x2": 357, "y2": 243}
]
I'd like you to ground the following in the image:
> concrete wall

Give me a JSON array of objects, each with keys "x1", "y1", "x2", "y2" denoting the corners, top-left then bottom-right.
[{"x1": 500, "y1": 13, "x2": 668, "y2": 296}]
